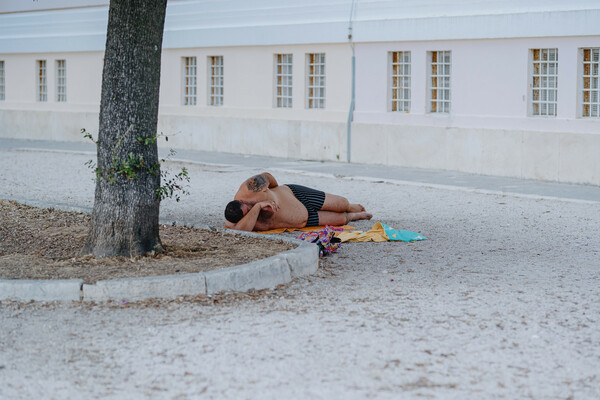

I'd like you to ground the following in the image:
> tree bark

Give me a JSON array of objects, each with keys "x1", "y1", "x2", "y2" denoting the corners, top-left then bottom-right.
[{"x1": 84, "y1": 0, "x2": 168, "y2": 257}]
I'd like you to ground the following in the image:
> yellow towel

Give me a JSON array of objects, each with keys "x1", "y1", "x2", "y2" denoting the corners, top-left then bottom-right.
[{"x1": 334, "y1": 222, "x2": 390, "y2": 242}]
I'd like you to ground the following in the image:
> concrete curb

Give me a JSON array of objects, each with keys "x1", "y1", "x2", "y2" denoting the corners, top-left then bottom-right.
[
  {"x1": 82, "y1": 273, "x2": 207, "y2": 302},
  {"x1": 83, "y1": 239, "x2": 316, "y2": 302},
  {"x1": 0, "y1": 279, "x2": 84, "y2": 302},
  {"x1": 0, "y1": 240, "x2": 317, "y2": 302}
]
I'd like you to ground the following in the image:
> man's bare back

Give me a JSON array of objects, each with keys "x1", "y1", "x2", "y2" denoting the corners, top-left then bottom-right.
[
  {"x1": 245, "y1": 185, "x2": 309, "y2": 230},
  {"x1": 224, "y1": 172, "x2": 372, "y2": 231}
]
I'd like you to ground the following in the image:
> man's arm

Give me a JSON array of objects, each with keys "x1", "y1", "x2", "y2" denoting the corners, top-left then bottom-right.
[
  {"x1": 245, "y1": 172, "x2": 278, "y2": 192},
  {"x1": 225, "y1": 201, "x2": 279, "y2": 231}
]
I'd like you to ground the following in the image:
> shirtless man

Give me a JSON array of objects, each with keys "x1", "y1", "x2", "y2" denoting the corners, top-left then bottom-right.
[{"x1": 224, "y1": 172, "x2": 372, "y2": 231}]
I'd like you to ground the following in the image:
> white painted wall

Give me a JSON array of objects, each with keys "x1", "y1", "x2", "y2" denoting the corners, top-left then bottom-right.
[
  {"x1": 354, "y1": 36, "x2": 600, "y2": 133},
  {"x1": 160, "y1": 44, "x2": 351, "y2": 119},
  {"x1": 1, "y1": 2, "x2": 599, "y2": 184},
  {"x1": 351, "y1": 36, "x2": 600, "y2": 184},
  {"x1": 3, "y1": 52, "x2": 102, "y2": 111},
  {"x1": 0, "y1": 43, "x2": 353, "y2": 160},
  {"x1": 157, "y1": 44, "x2": 352, "y2": 161},
  {"x1": 0, "y1": 0, "x2": 107, "y2": 13}
]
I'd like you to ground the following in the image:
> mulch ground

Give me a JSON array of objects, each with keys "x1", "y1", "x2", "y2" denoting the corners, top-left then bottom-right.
[{"x1": 0, "y1": 200, "x2": 293, "y2": 284}]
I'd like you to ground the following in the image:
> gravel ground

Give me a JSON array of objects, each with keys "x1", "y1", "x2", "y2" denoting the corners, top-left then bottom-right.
[{"x1": 1, "y1": 147, "x2": 599, "y2": 399}]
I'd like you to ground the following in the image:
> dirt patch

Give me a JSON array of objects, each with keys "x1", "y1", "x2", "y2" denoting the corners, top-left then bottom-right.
[{"x1": 0, "y1": 200, "x2": 294, "y2": 284}]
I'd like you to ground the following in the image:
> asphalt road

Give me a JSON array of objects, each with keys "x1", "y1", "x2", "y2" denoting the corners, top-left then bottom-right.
[{"x1": 1, "y1": 140, "x2": 599, "y2": 399}]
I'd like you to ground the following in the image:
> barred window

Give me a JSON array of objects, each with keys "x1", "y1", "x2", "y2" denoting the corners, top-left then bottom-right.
[
  {"x1": 37, "y1": 60, "x2": 47, "y2": 102},
  {"x1": 389, "y1": 51, "x2": 411, "y2": 112},
  {"x1": 0, "y1": 61, "x2": 5, "y2": 101},
  {"x1": 182, "y1": 57, "x2": 197, "y2": 106},
  {"x1": 582, "y1": 48, "x2": 599, "y2": 118},
  {"x1": 275, "y1": 54, "x2": 293, "y2": 108},
  {"x1": 428, "y1": 51, "x2": 451, "y2": 113},
  {"x1": 56, "y1": 59, "x2": 66, "y2": 102},
  {"x1": 209, "y1": 56, "x2": 224, "y2": 106},
  {"x1": 530, "y1": 48, "x2": 558, "y2": 116},
  {"x1": 306, "y1": 53, "x2": 325, "y2": 109}
]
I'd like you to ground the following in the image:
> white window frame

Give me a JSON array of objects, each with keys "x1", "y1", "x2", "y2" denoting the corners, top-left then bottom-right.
[
  {"x1": 581, "y1": 48, "x2": 599, "y2": 118},
  {"x1": 0, "y1": 60, "x2": 5, "y2": 101},
  {"x1": 427, "y1": 51, "x2": 451, "y2": 113},
  {"x1": 529, "y1": 48, "x2": 558, "y2": 117},
  {"x1": 208, "y1": 55, "x2": 224, "y2": 106},
  {"x1": 182, "y1": 56, "x2": 197, "y2": 106},
  {"x1": 389, "y1": 51, "x2": 411, "y2": 112},
  {"x1": 55, "y1": 59, "x2": 66, "y2": 102},
  {"x1": 274, "y1": 54, "x2": 293, "y2": 108},
  {"x1": 306, "y1": 53, "x2": 326, "y2": 109},
  {"x1": 37, "y1": 59, "x2": 47, "y2": 102}
]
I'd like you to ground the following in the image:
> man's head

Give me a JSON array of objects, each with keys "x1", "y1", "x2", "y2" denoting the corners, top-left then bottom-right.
[{"x1": 224, "y1": 200, "x2": 250, "y2": 223}]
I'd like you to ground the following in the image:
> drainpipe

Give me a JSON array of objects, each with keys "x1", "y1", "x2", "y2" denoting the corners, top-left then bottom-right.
[{"x1": 346, "y1": 0, "x2": 357, "y2": 163}]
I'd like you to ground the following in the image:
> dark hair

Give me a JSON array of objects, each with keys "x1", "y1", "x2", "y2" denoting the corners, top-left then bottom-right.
[{"x1": 224, "y1": 200, "x2": 244, "y2": 223}]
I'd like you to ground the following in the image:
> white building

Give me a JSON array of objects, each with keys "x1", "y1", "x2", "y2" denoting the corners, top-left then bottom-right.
[{"x1": 1, "y1": 0, "x2": 599, "y2": 185}]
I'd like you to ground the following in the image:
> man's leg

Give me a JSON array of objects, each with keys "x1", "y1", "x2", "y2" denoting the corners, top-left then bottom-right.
[
  {"x1": 317, "y1": 210, "x2": 373, "y2": 226},
  {"x1": 322, "y1": 193, "x2": 365, "y2": 213}
]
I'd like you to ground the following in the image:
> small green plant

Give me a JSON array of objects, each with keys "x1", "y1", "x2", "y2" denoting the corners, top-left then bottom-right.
[
  {"x1": 156, "y1": 167, "x2": 190, "y2": 202},
  {"x1": 81, "y1": 128, "x2": 97, "y2": 144},
  {"x1": 83, "y1": 127, "x2": 190, "y2": 202},
  {"x1": 136, "y1": 131, "x2": 168, "y2": 145}
]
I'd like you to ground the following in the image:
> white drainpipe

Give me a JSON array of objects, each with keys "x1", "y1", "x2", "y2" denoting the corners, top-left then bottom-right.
[{"x1": 346, "y1": 0, "x2": 357, "y2": 163}]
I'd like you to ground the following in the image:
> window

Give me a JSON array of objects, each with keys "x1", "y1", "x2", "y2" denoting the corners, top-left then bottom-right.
[
  {"x1": 582, "y1": 48, "x2": 599, "y2": 118},
  {"x1": 56, "y1": 59, "x2": 66, "y2": 102},
  {"x1": 0, "y1": 61, "x2": 4, "y2": 101},
  {"x1": 275, "y1": 54, "x2": 293, "y2": 108},
  {"x1": 389, "y1": 51, "x2": 411, "y2": 112},
  {"x1": 182, "y1": 57, "x2": 197, "y2": 105},
  {"x1": 209, "y1": 56, "x2": 223, "y2": 106},
  {"x1": 37, "y1": 60, "x2": 47, "y2": 102},
  {"x1": 428, "y1": 51, "x2": 451, "y2": 113},
  {"x1": 530, "y1": 48, "x2": 558, "y2": 116},
  {"x1": 306, "y1": 53, "x2": 325, "y2": 109}
]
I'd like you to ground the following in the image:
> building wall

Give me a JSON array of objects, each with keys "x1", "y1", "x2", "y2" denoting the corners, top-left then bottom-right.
[
  {"x1": 157, "y1": 44, "x2": 351, "y2": 161},
  {"x1": 352, "y1": 36, "x2": 600, "y2": 184},
  {"x1": 1, "y1": 2, "x2": 599, "y2": 185},
  {"x1": 0, "y1": 44, "x2": 352, "y2": 161}
]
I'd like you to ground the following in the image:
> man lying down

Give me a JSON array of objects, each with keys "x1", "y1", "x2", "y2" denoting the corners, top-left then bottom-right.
[{"x1": 224, "y1": 172, "x2": 372, "y2": 232}]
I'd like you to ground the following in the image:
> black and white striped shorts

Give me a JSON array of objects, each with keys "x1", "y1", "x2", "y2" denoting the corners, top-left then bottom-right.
[{"x1": 286, "y1": 184, "x2": 326, "y2": 227}]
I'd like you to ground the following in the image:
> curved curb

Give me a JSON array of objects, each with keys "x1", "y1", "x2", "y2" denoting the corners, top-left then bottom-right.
[
  {"x1": 0, "y1": 279, "x2": 84, "y2": 302},
  {"x1": 0, "y1": 197, "x2": 320, "y2": 302},
  {"x1": 0, "y1": 239, "x2": 318, "y2": 302}
]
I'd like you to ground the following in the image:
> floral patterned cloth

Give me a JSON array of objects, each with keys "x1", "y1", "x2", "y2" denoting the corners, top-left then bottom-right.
[{"x1": 297, "y1": 226, "x2": 344, "y2": 257}]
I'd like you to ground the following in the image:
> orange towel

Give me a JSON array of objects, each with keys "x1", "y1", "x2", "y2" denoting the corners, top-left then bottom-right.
[{"x1": 257, "y1": 225, "x2": 355, "y2": 234}]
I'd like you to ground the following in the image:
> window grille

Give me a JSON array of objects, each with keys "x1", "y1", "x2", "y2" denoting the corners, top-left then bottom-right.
[
  {"x1": 56, "y1": 60, "x2": 66, "y2": 102},
  {"x1": 209, "y1": 56, "x2": 224, "y2": 106},
  {"x1": 582, "y1": 48, "x2": 600, "y2": 118},
  {"x1": 275, "y1": 54, "x2": 293, "y2": 108},
  {"x1": 306, "y1": 53, "x2": 325, "y2": 109},
  {"x1": 390, "y1": 51, "x2": 411, "y2": 112},
  {"x1": 0, "y1": 61, "x2": 5, "y2": 101},
  {"x1": 37, "y1": 60, "x2": 47, "y2": 102},
  {"x1": 182, "y1": 57, "x2": 197, "y2": 105},
  {"x1": 530, "y1": 48, "x2": 558, "y2": 116},
  {"x1": 428, "y1": 51, "x2": 451, "y2": 113}
]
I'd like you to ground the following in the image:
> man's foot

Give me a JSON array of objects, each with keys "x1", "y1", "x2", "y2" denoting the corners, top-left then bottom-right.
[
  {"x1": 348, "y1": 211, "x2": 373, "y2": 221},
  {"x1": 348, "y1": 203, "x2": 366, "y2": 212}
]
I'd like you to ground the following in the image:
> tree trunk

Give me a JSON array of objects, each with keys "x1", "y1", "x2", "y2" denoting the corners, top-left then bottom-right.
[{"x1": 84, "y1": 0, "x2": 167, "y2": 258}]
